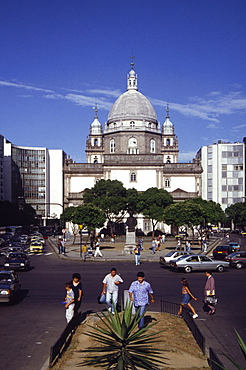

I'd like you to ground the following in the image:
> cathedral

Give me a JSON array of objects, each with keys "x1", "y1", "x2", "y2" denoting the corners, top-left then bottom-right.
[{"x1": 64, "y1": 63, "x2": 202, "y2": 233}]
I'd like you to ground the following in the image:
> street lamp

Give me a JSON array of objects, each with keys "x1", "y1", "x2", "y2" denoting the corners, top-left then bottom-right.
[{"x1": 79, "y1": 224, "x2": 83, "y2": 258}]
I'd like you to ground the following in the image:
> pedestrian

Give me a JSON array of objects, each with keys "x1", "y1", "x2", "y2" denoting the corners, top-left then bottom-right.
[
  {"x1": 101, "y1": 268, "x2": 123, "y2": 314},
  {"x1": 203, "y1": 240, "x2": 207, "y2": 253},
  {"x1": 204, "y1": 271, "x2": 216, "y2": 315},
  {"x1": 71, "y1": 273, "x2": 83, "y2": 315},
  {"x1": 57, "y1": 237, "x2": 62, "y2": 254},
  {"x1": 186, "y1": 240, "x2": 191, "y2": 253},
  {"x1": 82, "y1": 244, "x2": 87, "y2": 261},
  {"x1": 128, "y1": 271, "x2": 155, "y2": 329},
  {"x1": 156, "y1": 236, "x2": 161, "y2": 251},
  {"x1": 138, "y1": 237, "x2": 143, "y2": 249},
  {"x1": 161, "y1": 234, "x2": 166, "y2": 243},
  {"x1": 111, "y1": 234, "x2": 115, "y2": 243},
  {"x1": 64, "y1": 282, "x2": 75, "y2": 323},
  {"x1": 94, "y1": 238, "x2": 103, "y2": 257},
  {"x1": 151, "y1": 238, "x2": 157, "y2": 254},
  {"x1": 176, "y1": 238, "x2": 181, "y2": 250},
  {"x1": 177, "y1": 278, "x2": 198, "y2": 319},
  {"x1": 100, "y1": 233, "x2": 105, "y2": 243},
  {"x1": 60, "y1": 237, "x2": 65, "y2": 254},
  {"x1": 134, "y1": 244, "x2": 143, "y2": 265}
]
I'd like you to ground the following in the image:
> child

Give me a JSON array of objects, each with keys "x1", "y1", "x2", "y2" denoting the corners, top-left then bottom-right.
[{"x1": 64, "y1": 282, "x2": 75, "y2": 323}]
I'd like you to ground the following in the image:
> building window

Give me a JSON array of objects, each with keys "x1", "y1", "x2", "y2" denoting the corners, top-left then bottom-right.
[
  {"x1": 130, "y1": 172, "x2": 137, "y2": 182},
  {"x1": 150, "y1": 139, "x2": 155, "y2": 153},
  {"x1": 164, "y1": 178, "x2": 170, "y2": 187},
  {"x1": 144, "y1": 221, "x2": 150, "y2": 231},
  {"x1": 94, "y1": 139, "x2": 98, "y2": 146},
  {"x1": 94, "y1": 156, "x2": 98, "y2": 163},
  {"x1": 130, "y1": 121, "x2": 135, "y2": 128},
  {"x1": 128, "y1": 137, "x2": 138, "y2": 154},
  {"x1": 166, "y1": 156, "x2": 171, "y2": 163},
  {"x1": 110, "y1": 139, "x2": 115, "y2": 153}
]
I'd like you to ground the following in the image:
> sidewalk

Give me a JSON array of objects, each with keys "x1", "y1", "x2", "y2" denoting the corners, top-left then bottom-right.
[{"x1": 48, "y1": 235, "x2": 222, "y2": 262}]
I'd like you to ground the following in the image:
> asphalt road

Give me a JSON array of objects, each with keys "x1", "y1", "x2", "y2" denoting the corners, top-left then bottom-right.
[{"x1": 0, "y1": 235, "x2": 245, "y2": 370}]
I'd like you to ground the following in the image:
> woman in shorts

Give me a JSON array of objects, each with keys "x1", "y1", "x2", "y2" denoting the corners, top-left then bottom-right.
[{"x1": 177, "y1": 278, "x2": 198, "y2": 319}]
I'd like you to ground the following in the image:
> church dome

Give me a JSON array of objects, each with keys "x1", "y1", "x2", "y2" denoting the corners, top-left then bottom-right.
[{"x1": 107, "y1": 89, "x2": 157, "y2": 123}]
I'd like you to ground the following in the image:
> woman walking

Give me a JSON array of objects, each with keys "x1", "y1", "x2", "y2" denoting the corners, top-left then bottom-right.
[{"x1": 177, "y1": 278, "x2": 198, "y2": 319}]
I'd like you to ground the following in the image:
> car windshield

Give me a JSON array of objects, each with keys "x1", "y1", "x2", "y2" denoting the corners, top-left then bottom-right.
[
  {"x1": 166, "y1": 252, "x2": 175, "y2": 257},
  {"x1": 0, "y1": 274, "x2": 12, "y2": 282},
  {"x1": 8, "y1": 253, "x2": 26, "y2": 259}
]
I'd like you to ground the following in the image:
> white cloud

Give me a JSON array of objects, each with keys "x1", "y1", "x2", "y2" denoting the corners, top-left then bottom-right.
[
  {"x1": 86, "y1": 88, "x2": 122, "y2": 98},
  {"x1": 0, "y1": 80, "x2": 53, "y2": 93},
  {"x1": 232, "y1": 123, "x2": 246, "y2": 130},
  {"x1": 178, "y1": 151, "x2": 197, "y2": 162},
  {"x1": 207, "y1": 123, "x2": 219, "y2": 129}
]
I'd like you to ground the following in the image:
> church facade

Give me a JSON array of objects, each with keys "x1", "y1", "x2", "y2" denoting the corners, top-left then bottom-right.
[{"x1": 64, "y1": 64, "x2": 202, "y2": 233}]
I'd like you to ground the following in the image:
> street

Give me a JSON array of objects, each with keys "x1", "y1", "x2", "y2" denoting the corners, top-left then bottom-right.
[{"x1": 0, "y1": 237, "x2": 246, "y2": 370}]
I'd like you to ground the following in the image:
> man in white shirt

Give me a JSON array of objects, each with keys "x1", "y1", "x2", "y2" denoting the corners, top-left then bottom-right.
[{"x1": 101, "y1": 268, "x2": 123, "y2": 314}]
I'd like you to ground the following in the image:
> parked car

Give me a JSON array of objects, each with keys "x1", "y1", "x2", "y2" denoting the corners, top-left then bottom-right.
[
  {"x1": 213, "y1": 245, "x2": 238, "y2": 260},
  {"x1": 228, "y1": 242, "x2": 240, "y2": 251},
  {"x1": 224, "y1": 251, "x2": 246, "y2": 269},
  {"x1": 0, "y1": 270, "x2": 21, "y2": 303},
  {"x1": 29, "y1": 241, "x2": 43, "y2": 253},
  {"x1": 169, "y1": 254, "x2": 229, "y2": 273},
  {"x1": 160, "y1": 251, "x2": 194, "y2": 266},
  {"x1": 4, "y1": 253, "x2": 30, "y2": 271}
]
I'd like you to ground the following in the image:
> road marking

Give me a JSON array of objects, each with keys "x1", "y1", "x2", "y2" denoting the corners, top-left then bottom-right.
[{"x1": 44, "y1": 252, "x2": 53, "y2": 255}]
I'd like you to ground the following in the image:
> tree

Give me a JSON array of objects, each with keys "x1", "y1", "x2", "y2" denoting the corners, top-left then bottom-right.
[
  {"x1": 83, "y1": 179, "x2": 128, "y2": 235},
  {"x1": 190, "y1": 198, "x2": 226, "y2": 227},
  {"x1": 225, "y1": 202, "x2": 246, "y2": 229},
  {"x1": 137, "y1": 188, "x2": 173, "y2": 236},
  {"x1": 62, "y1": 204, "x2": 106, "y2": 243},
  {"x1": 81, "y1": 303, "x2": 166, "y2": 369},
  {"x1": 164, "y1": 200, "x2": 204, "y2": 244},
  {"x1": 125, "y1": 188, "x2": 140, "y2": 216},
  {"x1": 62, "y1": 206, "x2": 80, "y2": 244}
]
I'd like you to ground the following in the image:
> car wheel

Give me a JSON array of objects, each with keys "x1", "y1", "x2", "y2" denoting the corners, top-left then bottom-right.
[
  {"x1": 236, "y1": 262, "x2": 243, "y2": 269},
  {"x1": 184, "y1": 266, "x2": 192, "y2": 273},
  {"x1": 217, "y1": 265, "x2": 224, "y2": 272}
]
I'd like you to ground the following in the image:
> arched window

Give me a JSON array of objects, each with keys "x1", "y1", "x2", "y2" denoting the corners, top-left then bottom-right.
[
  {"x1": 166, "y1": 139, "x2": 170, "y2": 146},
  {"x1": 164, "y1": 178, "x2": 170, "y2": 187},
  {"x1": 166, "y1": 156, "x2": 171, "y2": 163},
  {"x1": 130, "y1": 172, "x2": 137, "y2": 182},
  {"x1": 94, "y1": 139, "x2": 98, "y2": 146},
  {"x1": 128, "y1": 137, "x2": 138, "y2": 154},
  {"x1": 110, "y1": 139, "x2": 115, "y2": 153},
  {"x1": 94, "y1": 156, "x2": 98, "y2": 163},
  {"x1": 150, "y1": 139, "x2": 155, "y2": 153},
  {"x1": 130, "y1": 121, "x2": 135, "y2": 128}
]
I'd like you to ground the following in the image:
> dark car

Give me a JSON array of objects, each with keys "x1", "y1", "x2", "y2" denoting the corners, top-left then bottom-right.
[
  {"x1": 6, "y1": 246, "x2": 25, "y2": 256},
  {"x1": 228, "y1": 242, "x2": 240, "y2": 251},
  {"x1": 225, "y1": 251, "x2": 246, "y2": 269},
  {"x1": 4, "y1": 253, "x2": 30, "y2": 271},
  {"x1": 0, "y1": 270, "x2": 21, "y2": 303},
  {"x1": 213, "y1": 245, "x2": 236, "y2": 260}
]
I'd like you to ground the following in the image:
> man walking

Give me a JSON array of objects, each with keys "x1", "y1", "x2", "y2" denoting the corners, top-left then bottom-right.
[
  {"x1": 204, "y1": 271, "x2": 216, "y2": 315},
  {"x1": 128, "y1": 271, "x2": 155, "y2": 329},
  {"x1": 101, "y1": 268, "x2": 123, "y2": 314}
]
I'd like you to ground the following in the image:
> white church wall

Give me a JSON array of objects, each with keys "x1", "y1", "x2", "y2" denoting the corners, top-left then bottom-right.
[
  {"x1": 70, "y1": 176, "x2": 96, "y2": 193},
  {"x1": 109, "y1": 169, "x2": 157, "y2": 191},
  {"x1": 170, "y1": 176, "x2": 196, "y2": 192}
]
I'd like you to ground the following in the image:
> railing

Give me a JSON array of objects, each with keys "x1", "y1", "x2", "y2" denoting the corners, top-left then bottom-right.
[
  {"x1": 208, "y1": 347, "x2": 225, "y2": 370},
  {"x1": 49, "y1": 312, "x2": 84, "y2": 368},
  {"x1": 160, "y1": 300, "x2": 225, "y2": 368}
]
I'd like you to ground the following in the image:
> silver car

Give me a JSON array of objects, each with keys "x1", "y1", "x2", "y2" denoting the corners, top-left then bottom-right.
[{"x1": 169, "y1": 254, "x2": 229, "y2": 273}]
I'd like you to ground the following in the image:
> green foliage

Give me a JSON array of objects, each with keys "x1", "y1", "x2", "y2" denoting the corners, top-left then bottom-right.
[
  {"x1": 62, "y1": 204, "x2": 106, "y2": 232},
  {"x1": 214, "y1": 330, "x2": 246, "y2": 370},
  {"x1": 83, "y1": 179, "x2": 128, "y2": 223},
  {"x1": 164, "y1": 200, "x2": 203, "y2": 228},
  {"x1": 225, "y1": 202, "x2": 246, "y2": 228},
  {"x1": 125, "y1": 188, "x2": 140, "y2": 216},
  {"x1": 81, "y1": 303, "x2": 166, "y2": 370},
  {"x1": 137, "y1": 188, "x2": 173, "y2": 232},
  {"x1": 190, "y1": 198, "x2": 226, "y2": 226}
]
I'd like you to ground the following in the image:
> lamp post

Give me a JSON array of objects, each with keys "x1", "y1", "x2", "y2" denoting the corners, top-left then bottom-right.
[{"x1": 79, "y1": 224, "x2": 83, "y2": 257}]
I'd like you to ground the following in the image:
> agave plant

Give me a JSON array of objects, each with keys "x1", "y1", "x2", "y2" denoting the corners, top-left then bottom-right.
[
  {"x1": 81, "y1": 302, "x2": 166, "y2": 369},
  {"x1": 220, "y1": 330, "x2": 246, "y2": 370}
]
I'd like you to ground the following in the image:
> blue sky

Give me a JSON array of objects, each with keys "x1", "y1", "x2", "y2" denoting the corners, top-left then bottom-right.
[{"x1": 1, "y1": 0, "x2": 246, "y2": 162}]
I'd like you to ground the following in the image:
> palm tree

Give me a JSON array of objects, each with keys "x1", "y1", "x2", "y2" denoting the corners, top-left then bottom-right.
[{"x1": 81, "y1": 302, "x2": 166, "y2": 369}]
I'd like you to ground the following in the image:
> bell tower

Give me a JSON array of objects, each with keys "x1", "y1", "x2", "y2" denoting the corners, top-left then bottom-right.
[
  {"x1": 161, "y1": 106, "x2": 179, "y2": 163},
  {"x1": 85, "y1": 105, "x2": 104, "y2": 163}
]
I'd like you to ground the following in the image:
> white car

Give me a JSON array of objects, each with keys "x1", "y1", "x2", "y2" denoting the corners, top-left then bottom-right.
[{"x1": 160, "y1": 251, "x2": 194, "y2": 266}]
